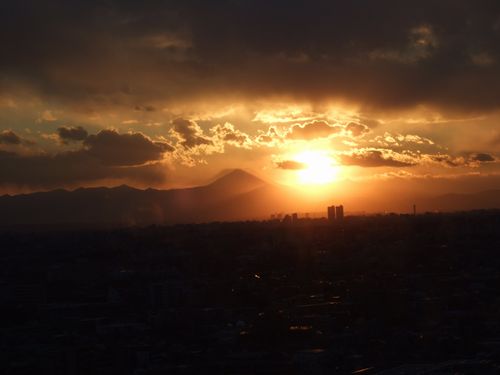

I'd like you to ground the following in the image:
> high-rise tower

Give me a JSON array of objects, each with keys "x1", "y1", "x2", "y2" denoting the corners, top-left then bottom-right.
[
  {"x1": 327, "y1": 205, "x2": 336, "y2": 221},
  {"x1": 335, "y1": 205, "x2": 344, "y2": 220}
]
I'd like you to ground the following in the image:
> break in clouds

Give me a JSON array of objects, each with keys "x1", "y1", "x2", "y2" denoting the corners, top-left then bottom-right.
[{"x1": 0, "y1": 114, "x2": 497, "y2": 189}]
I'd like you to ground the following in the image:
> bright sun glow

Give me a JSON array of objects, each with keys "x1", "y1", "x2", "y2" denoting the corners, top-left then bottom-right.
[{"x1": 294, "y1": 151, "x2": 339, "y2": 185}]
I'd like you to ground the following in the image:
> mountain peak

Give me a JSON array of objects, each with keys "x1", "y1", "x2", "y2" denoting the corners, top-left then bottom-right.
[
  {"x1": 207, "y1": 169, "x2": 267, "y2": 193},
  {"x1": 112, "y1": 184, "x2": 138, "y2": 191}
]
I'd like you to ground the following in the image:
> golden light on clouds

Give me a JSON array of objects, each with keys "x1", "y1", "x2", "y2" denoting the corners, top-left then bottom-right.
[
  {"x1": 252, "y1": 104, "x2": 317, "y2": 124},
  {"x1": 0, "y1": 0, "x2": 499, "y2": 211}
]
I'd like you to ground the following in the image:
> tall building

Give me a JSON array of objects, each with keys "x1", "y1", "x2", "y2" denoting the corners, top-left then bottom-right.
[
  {"x1": 327, "y1": 205, "x2": 336, "y2": 221},
  {"x1": 291, "y1": 213, "x2": 298, "y2": 223},
  {"x1": 335, "y1": 205, "x2": 344, "y2": 220}
]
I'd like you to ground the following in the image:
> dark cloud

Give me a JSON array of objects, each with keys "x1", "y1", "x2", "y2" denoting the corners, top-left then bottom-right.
[
  {"x1": 340, "y1": 149, "x2": 417, "y2": 167},
  {"x1": 428, "y1": 152, "x2": 496, "y2": 167},
  {"x1": 0, "y1": 149, "x2": 167, "y2": 189},
  {"x1": 211, "y1": 123, "x2": 251, "y2": 148},
  {"x1": 0, "y1": 128, "x2": 175, "y2": 190},
  {"x1": 345, "y1": 123, "x2": 370, "y2": 137},
  {"x1": 171, "y1": 118, "x2": 213, "y2": 148},
  {"x1": 275, "y1": 160, "x2": 307, "y2": 170},
  {"x1": 428, "y1": 154, "x2": 464, "y2": 167},
  {"x1": 57, "y1": 126, "x2": 88, "y2": 142},
  {"x1": 223, "y1": 132, "x2": 248, "y2": 144},
  {"x1": 0, "y1": 128, "x2": 174, "y2": 188},
  {"x1": 84, "y1": 129, "x2": 173, "y2": 166},
  {"x1": 287, "y1": 121, "x2": 342, "y2": 140},
  {"x1": 4, "y1": 1, "x2": 500, "y2": 110},
  {"x1": 256, "y1": 127, "x2": 281, "y2": 145},
  {"x1": 0, "y1": 130, "x2": 21, "y2": 145},
  {"x1": 134, "y1": 105, "x2": 156, "y2": 112},
  {"x1": 469, "y1": 152, "x2": 495, "y2": 162}
]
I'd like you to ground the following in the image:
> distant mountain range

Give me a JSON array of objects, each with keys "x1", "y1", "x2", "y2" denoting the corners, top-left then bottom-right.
[
  {"x1": 418, "y1": 189, "x2": 500, "y2": 213},
  {"x1": 0, "y1": 169, "x2": 299, "y2": 227},
  {"x1": 0, "y1": 169, "x2": 498, "y2": 227}
]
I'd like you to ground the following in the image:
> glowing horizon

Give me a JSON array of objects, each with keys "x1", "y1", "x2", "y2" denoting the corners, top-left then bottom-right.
[{"x1": 0, "y1": 1, "x2": 499, "y2": 212}]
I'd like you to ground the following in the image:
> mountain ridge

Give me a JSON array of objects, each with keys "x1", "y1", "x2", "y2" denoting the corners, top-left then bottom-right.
[
  {"x1": 0, "y1": 169, "x2": 275, "y2": 226},
  {"x1": 0, "y1": 170, "x2": 498, "y2": 227}
]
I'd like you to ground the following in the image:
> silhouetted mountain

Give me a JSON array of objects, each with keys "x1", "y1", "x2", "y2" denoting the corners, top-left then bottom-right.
[
  {"x1": 205, "y1": 169, "x2": 266, "y2": 194},
  {"x1": 0, "y1": 169, "x2": 278, "y2": 227},
  {"x1": 1, "y1": 172, "x2": 499, "y2": 227},
  {"x1": 419, "y1": 189, "x2": 500, "y2": 212},
  {"x1": 215, "y1": 183, "x2": 314, "y2": 221}
]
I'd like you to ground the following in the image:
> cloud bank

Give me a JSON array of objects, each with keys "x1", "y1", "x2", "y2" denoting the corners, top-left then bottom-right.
[{"x1": 3, "y1": 1, "x2": 500, "y2": 111}]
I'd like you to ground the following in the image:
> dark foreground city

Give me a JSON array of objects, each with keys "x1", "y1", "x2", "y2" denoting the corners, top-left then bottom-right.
[{"x1": 1, "y1": 211, "x2": 500, "y2": 374}]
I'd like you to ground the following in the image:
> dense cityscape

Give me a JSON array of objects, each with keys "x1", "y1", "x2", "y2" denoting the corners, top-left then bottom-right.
[{"x1": 1, "y1": 209, "x2": 500, "y2": 374}]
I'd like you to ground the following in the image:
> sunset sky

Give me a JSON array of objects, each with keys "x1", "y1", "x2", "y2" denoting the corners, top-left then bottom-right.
[{"x1": 1, "y1": 1, "x2": 500, "y2": 203}]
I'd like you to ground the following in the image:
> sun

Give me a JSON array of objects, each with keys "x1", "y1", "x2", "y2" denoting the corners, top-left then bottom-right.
[{"x1": 294, "y1": 151, "x2": 339, "y2": 185}]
